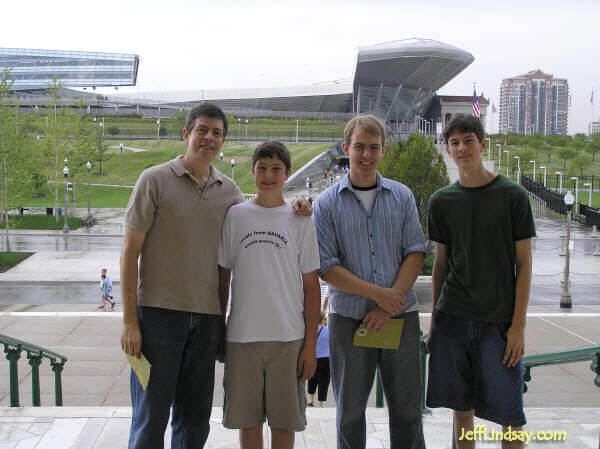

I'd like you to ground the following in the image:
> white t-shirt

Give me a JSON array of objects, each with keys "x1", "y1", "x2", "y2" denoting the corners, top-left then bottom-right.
[{"x1": 219, "y1": 201, "x2": 320, "y2": 342}]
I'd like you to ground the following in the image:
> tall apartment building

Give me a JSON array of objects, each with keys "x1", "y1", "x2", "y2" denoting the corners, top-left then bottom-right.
[{"x1": 499, "y1": 69, "x2": 569, "y2": 135}]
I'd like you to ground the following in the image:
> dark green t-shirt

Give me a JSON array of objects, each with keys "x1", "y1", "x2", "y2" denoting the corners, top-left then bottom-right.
[{"x1": 428, "y1": 175, "x2": 536, "y2": 323}]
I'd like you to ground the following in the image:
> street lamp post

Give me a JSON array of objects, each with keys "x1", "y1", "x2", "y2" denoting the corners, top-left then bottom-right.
[
  {"x1": 157, "y1": 119, "x2": 161, "y2": 142},
  {"x1": 503, "y1": 150, "x2": 510, "y2": 177},
  {"x1": 231, "y1": 159, "x2": 235, "y2": 183},
  {"x1": 514, "y1": 156, "x2": 520, "y2": 183},
  {"x1": 555, "y1": 172, "x2": 563, "y2": 194},
  {"x1": 571, "y1": 177, "x2": 579, "y2": 214},
  {"x1": 245, "y1": 120, "x2": 248, "y2": 148},
  {"x1": 296, "y1": 119, "x2": 299, "y2": 143},
  {"x1": 496, "y1": 144, "x2": 502, "y2": 170},
  {"x1": 62, "y1": 162, "x2": 69, "y2": 234},
  {"x1": 86, "y1": 161, "x2": 92, "y2": 222},
  {"x1": 530, "y1": 160, "x2": 536, "y2": 183},
  {"x1": 584, "y1": 183, "x2": 592, "y2": 207},
  {"x1": 238, "y1": 118, "x2": 241, "y2": 139},
  {"x1": 219, "y1": 152, "x2": 224, "y2": 171},
  {"x1": 560, "y1": 191, "x2": 575, "y2": 309},
  {"x1": 119, "y1": 143, "x2": 123, "y2": 186},
  {"x1": 540, "y1": 166, "x2": 547, "y2": 187}
]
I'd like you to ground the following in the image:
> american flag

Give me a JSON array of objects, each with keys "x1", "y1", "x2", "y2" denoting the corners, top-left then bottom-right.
[{"x1": 472, "y1": 89, "x2": 480, "y2": 118}]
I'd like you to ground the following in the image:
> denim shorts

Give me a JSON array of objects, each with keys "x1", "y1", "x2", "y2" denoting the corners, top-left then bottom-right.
[{"x1": 426, "y1": 310, "x2": 526, "y2": 427}]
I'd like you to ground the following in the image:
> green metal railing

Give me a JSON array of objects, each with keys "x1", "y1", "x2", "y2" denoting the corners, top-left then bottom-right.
[
  {"x1": 0, "y1": 333, "x2": 68, "y2": 407},
  {"x1": 374, "y1": 333, "x2": 600, "y2": 449}
]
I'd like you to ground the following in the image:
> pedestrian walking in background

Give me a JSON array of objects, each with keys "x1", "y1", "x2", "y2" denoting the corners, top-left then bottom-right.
[{"x1": 307, "y1": 312, "x2": 330, "y2": 407}]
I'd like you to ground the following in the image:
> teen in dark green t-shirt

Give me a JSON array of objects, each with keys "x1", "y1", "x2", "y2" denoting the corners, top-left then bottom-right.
[{"x1": 426, "y1": 114, "x2": 536, "y2": 448}]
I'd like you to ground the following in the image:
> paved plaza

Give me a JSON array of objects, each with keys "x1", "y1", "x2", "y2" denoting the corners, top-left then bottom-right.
[{"x1": 0, "y1": 156, "x2": 599, "y2": 447}]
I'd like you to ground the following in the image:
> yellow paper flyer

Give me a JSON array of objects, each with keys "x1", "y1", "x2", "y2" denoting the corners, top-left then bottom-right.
[
  {"x1": 353, "y1": 319, "x2": 404, "y2": 350},
  {"x1": 125, "y1": 353, "x2": 151, "y2": 390}
]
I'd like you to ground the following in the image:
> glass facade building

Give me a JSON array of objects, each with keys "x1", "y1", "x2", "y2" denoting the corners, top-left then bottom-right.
[
  {"x1": 353, "y1": 39, "x2": 474, "y2": 123},
  {"x1": 0, "y1": 47, "x2": 139, "y2": 91}
]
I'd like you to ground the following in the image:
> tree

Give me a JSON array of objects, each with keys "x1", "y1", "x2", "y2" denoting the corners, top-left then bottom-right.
[
  {"x1": 107, "y1": 126, "x2": 120, "y2": 136},
  {"x1": 569, "y1": 154, "x2": 592, "y2": 177},
  {"x1": 378, "y1": 134, "x2": 449, "y2": 235},
  {"x1": 558, "y1": 148, "x2": 577, "y2": 170},
  {"x1": 585, "y1": 136, "x2": 600, "y2": 161},
  {"x1": 0, "y1": 69, "x2": 39, "y2": 247}
]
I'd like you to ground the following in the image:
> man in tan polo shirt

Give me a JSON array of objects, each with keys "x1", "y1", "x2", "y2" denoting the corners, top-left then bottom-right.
[{"x1": 120, "y1": 104, "x2": 311, "y2": 449}]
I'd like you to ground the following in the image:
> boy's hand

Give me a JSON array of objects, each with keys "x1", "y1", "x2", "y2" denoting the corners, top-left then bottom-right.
[
  {"x1": 363, "y1": 307, "x2": 391, "y2": 332},
  {"x1": 374, "y1": 287, "x2": 405, "y2": 315},
  {"x1": 297, "y1": 346, "x2": 317, "y2": 381},
  {"x1": 503, "y1": 324, "x2": 525, "y2": 367},
  {"x1": 292, "y1": 197, "x2": 313, "y2": 216}
]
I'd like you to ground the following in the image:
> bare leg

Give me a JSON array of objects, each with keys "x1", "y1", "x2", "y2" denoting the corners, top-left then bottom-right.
[
  {"x1": 319, "y1": 401, "x2": 324, "y2": 407},
  {"x1": 308, "y1": 393, "x2": 315, "y2": 405},
  {"x1": 240, "y1": 424, "x2": 263, "y2": 449},
  {"x1": 502, "y1": 426, "x2": 524, "y2": 449},
  {"x1": 271, "y1": 427, "x2": 294, "y2": 449},
  {"x1": 454, "y1": 410, "x2": 475, "y2": 449}
]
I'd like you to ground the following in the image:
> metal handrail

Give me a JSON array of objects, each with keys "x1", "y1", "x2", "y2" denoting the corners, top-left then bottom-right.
[
  {"x1": 0, "y1": 333, "x2": 68, "y2": 407},
  {"x1": 523, "y1": 346, "x2": 600, "y2": 392}
]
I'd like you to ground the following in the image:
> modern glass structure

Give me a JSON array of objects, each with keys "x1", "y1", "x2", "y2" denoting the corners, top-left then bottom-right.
[
  {"x1": 0, "y1": 47, "x2": 139, "y2": 91},
  {"x1": 111, "y1": 38, "x2": 474, "y2": 126},
  {"x1": 353, "y1": 39, "x2": 474, "y2": 123}
]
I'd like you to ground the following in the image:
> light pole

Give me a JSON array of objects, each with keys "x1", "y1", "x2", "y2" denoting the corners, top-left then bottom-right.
[
  {"x1": 503, "y1": 150, "x2": 510, "y2": 177},
  {"x1": 571, "y1": 176, "x2": 579, "y2": 214},
  {"x1": 231, "y1": 158, "x2": 235, "y2": 183},
  {"x1": 555, "y1": 171, "x2": 563, "y2": 194},
  {"x1": 157, "y1": 119, "x2": 161, "y2": 142},
  {"x1": 86, "y1": 161, "x2": 92, "y2": 221},
  {"x1": 487, "y1": 136, "x2": 492, "y2": 161},
  {"x1": 514, "y1": 156, "x2": 520, "y2": 183},
  {"x1": 584, "y1": 183, "x2": 593, "y2": 207},
  {"x1": 296, "y1": 119, "x2": 299, "y2": 143},
  {"x1": 62, "y1": 161, "x2": 69, "y2": 234},
  {"x1": 540, "y1": 166, "x2": 547, "y2": 187},
  {"x1": 560, "y1": 191, "x2": 574, "y2": 309},
  {"x1": 496, "y1": 144, "x2": 502, "y2": 170},
  {"x1": 529, "y1": 160, "x2": 536, "y2": 183},
  {"x1": 119, "y1": 143, "x2": 123, "y2": 186},
  {"x1": 237, "y1": 118, "x2": 241, "y2": 138},
  {"x1": 219, "y1": 152, "x2": 224, "y2": 171},
  {"x1": 245, "y1": 119, "x2": 248, "y2": 148}
]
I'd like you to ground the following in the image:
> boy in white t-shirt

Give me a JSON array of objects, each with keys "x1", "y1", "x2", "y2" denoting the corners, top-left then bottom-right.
[{"x1": 218, "y1": 140, "x2": 321, "y2": 449}]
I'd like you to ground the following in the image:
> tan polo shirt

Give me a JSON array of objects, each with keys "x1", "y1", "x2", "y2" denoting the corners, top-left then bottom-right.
[{"x1": 125, "y1": 156, "x2": 243, "y2": 314}]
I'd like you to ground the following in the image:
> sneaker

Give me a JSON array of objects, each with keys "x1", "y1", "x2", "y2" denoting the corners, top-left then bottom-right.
[
  {"x1": 97, "y1": 305, "x2": 105, "y2": 310},
  {"x1": 111, "y1": 301, "x2": 115, "y2": 310}
]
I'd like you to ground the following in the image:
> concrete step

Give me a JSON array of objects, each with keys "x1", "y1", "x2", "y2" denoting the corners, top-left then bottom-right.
[{"x1": 0, "y1": 407, "x2": 598, "y2": 448}]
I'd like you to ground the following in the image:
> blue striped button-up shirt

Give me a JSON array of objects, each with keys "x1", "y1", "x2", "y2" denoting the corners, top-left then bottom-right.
[{"x1": 313, "y1": 172, "x2": 426, "y2": 320}]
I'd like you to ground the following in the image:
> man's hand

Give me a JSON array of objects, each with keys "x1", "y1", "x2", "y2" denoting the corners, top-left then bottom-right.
[
  {"x1": 121, "y1": 322, "x2": 142, "y2": 359},
  {"x1": 292, "y1": 196, "x2": 313, "y2": 216},
  {"x1": 297, "y1": 345, "x2": 317, "y2": 381},
  {"x1": 363, "y1": 307, "x2": 392, "y2": 332},
  {"x1": 374, "y1": 287, "x2": 405, "y2": 315},
  {"x1": 503, "y1": 323, "x2": 525, "y2": 367}
]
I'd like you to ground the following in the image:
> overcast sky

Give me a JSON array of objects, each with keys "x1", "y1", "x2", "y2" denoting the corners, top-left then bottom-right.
[{"x1": 4, "y1": 0, "x2": 599, "y2": 133}]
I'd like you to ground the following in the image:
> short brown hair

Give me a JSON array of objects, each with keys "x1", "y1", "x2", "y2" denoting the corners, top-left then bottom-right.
[
  {"x1": 443, "y1": 114, "x2": 484, "y2": 144},
  {"x1": 252, "y1": 140, "x2": 291, "y2": 171},
  {"x1": 344, "y1": 115, "x2": 386, "y2": 146},
  {"x1": 185, "y1": 103, "x2": 228, "y2": 136}
]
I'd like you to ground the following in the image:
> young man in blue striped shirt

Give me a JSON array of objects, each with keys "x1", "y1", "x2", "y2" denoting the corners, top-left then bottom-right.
[{"x1": 313, "y1": 115, "x2": 427, "y2": 449}]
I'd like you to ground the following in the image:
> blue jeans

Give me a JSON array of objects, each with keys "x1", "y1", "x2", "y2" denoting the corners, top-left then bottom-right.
[
  {"x1": 128, "y1": 306, "x2": 220, "y2": 449},
  {"x1": 329, "y1": 312, "x2": 425, "y2": 449}
]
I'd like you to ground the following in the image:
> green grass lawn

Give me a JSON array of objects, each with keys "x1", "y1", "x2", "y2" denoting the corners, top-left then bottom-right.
[
  {"x1": 95, "y1": 116, "x2": 345, "y2": 140},
  {"x1": 23, "y1": 141, "x2": 332, "y2": 208},
  {"x1": 0, "y1": 252, "x2": 33, "y2": 272},
  {"x1": 6, "y1": 214, "x2": 84, "y2": 230}
]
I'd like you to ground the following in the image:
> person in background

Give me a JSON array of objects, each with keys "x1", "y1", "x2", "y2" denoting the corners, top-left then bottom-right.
[{"x1": 307, "y1": 312, "x2": 330, "y2": 407}]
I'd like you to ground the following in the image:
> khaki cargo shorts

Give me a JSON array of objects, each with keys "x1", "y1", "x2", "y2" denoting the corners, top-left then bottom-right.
[{"x1": 223, "y1": 339, "x2": 307, "y2": 431}]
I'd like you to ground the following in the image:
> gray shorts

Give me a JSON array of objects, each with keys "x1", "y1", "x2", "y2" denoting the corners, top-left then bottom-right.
[{"x1": 223, "y1": 339, "x2": 307, "y2": 431}]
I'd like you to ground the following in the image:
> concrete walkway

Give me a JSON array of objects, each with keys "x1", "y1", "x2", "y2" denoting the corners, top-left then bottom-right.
[{"x1": 0, "y1": 406, "x2": 598, "y2": 448}]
